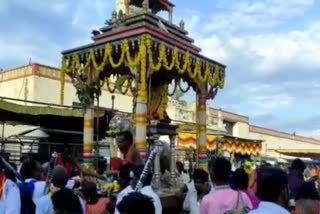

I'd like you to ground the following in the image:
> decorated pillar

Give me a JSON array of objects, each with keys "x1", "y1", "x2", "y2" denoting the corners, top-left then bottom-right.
[
  {"x1": 169, "y1": 135, "x2": 176, "y2": 187},
  {"x1": 134, "y1": 39, "x2": 148, "y2": 158},
  {"x1": 153, "y1": 139, "x2": 161, "y2": 190},
  {"x1": 83, "y1": 106, "x2": 95, "y2": 169},
  {"x1": 134, "y1": 85, "x2": 147, "y2": 158},
  {"x1": 196, "y1": 90, "x2": 207, "y2": 169}
]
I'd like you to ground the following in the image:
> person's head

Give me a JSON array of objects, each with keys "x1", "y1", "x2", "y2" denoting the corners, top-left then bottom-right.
[
  {"x1": 20, "y1": 160, "x2": 42, "y2": 180},
  {"x1": 233, "y1": 168, "x2": 249, "y2": 191},
  {"x1": 209, "y1": 157, "x2": 231, "y2": 184},
  {"x1": 256, "y1": 167, "x2": 289, "y2": 208},
  {"x1": 291, "y1": 159, "x2": 306, "y2": 174},
  {"x1": 132, "y1": 164, "x2": 152, "y2": 189},
  {"x1": 51, "y1": 188, "x2": 82, "y2": 214},
  {"x1": 51, "y1": 166, "x2": 68, "y2": 189},
  {"x1": 117, "y1": 192, "x2": 155, "y2": 214},
  {"x1": 119, "y1": 164, "x2": 134, "y2": 189},
  {"x1": 192, "y1": 168, "x2": 209, "y2": 194},
  {"x1": 82, "y1": 181, "x2": 99, "y2": 205},
  {"x1": 295, "y1": 199, "x2": 320, "y2": 214},
  {"x1": 295, "y1": 182, "x2": 319, "y2": 201},
  {"x1": 176, "y1": 161, "x2": 184, "y2": 174},
  {"x1": 116, "y1": 131, "x2": 133, "y2": 153}
]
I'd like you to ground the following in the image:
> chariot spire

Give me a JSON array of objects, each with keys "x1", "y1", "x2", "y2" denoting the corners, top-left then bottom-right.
[{"x1": 115, "y1": 0, "x2": 174, "y2": 22}]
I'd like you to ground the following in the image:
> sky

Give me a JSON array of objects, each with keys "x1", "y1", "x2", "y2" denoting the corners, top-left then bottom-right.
[{"x1": 0, "y1": 0, "x2": 320, "y2": 138}]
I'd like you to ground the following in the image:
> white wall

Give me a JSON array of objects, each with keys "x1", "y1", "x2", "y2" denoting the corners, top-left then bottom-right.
[
  {"x1": 250, "y1": 131, "x2": 320, "y2": 158},
  {"x1": 233, "y1": 122, "x2": 250, "y2": 139}
]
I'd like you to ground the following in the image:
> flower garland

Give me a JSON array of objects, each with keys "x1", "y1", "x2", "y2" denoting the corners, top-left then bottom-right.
[
  {"x1": 139, "y1": 35, "x2": 148, "y2": 102},
  {"x1": 60, "y1": 34, "x2": 225, "y2": 105}
]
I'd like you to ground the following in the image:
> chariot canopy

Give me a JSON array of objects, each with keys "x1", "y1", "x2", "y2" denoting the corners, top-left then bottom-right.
[{"x1": 60, "y1": 0, "x2": 226, "y2": 171}]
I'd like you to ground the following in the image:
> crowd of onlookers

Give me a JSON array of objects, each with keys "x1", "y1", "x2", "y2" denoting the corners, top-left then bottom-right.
[
  {"x1": 0, "y1": 153, "x2": 320, "y2": 214},
  {"x1": 177, "y1": 158, "x2": 320, "y2": 214}
]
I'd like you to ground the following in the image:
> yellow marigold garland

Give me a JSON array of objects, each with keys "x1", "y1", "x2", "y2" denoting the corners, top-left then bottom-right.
[
  {"x1": 158, "y1": 85, "x2": 169, "y2": 119},
  {"x1": 139, "y1": 35, "x2": 148, "y2": 102},
  {"x1": 60, "y1": 34, "x2": 226, "y2": 104},
  {"x1": 108, "y1": 43, "x2": 126, "y2": 68},
  {"x1": 188, "y1": 59, "x2": 200, "y2": 79},
  {"x1": 159, "y1": 44, "x2": 174, "y2": 71},
  {"x1": 146, "y1": 36, "x2": 162, "y2": 72},
  {"x1": 175, "y1": 50, "x2": 190, "y2": 74},
  {"x1": 124, "y1": 40, "x2": 141, "y2": 68}
]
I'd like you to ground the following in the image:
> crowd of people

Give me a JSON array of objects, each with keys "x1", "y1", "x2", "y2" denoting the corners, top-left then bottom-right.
[
  {"x1": 0, "y1": 156, "x2": 161, "y2": 214},
  {"x1": 0, "y1": 130, "x2": 319, "y2": 214},
  {"x1": 178, "y1": 158, "x2": 320, "y2": 214}
]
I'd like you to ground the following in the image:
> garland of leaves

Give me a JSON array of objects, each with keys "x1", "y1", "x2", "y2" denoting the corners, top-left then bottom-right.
[
  {"x1": 114, "y1": 75, "x2": 133, "y2": 95},
  {"x1": 178, "y1": 80, "x2": 191, "y2": 93},
  {"x1": 73, "y1": 73, "x2": 103, "y2": 110}
]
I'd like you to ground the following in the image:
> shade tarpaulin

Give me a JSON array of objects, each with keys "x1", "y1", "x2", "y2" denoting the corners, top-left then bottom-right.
[
  {"x1": 0, "y1": 100, "x2": 112, "y2": 133},
  {"x1": 276, "y1": 149, "x2": 320, "y2": 158}
]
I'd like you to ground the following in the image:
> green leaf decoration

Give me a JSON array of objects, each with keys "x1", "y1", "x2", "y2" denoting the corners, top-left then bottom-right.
[{"x1": 115, "y1": 75, "x2": 131, "y2": 92}]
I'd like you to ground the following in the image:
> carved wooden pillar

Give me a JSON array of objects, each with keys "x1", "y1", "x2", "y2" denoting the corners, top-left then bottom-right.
[
  {"x1": 83, "y1": 106, "x2": 94, "y2": 169},
  {"x1": 153, "y1": 139, "x2": 161, "y2": 190},
  {"x1": 134, "y1": 82, "x2": 148, "y2": 159},
  {"x1": 196, "y1": 89, "x2": 207, "y2": 169},
  {"x1": 134, "y1": 43, "x2": 148, "y2": 159},
  {"x1": 169, "y1": 135, "x2": 176, "y2": 187}
]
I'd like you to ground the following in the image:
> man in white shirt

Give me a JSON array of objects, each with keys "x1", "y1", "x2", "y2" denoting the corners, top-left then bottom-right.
[
  {"x1": 20, "y1": 160, "x2": 46, "y2": 204},
  {"x1": 0, "y1": 169, "x2": 21, "y2": 214},
  {"x1": 115, "y1": 164, "x2": 135, "y2": 214},
  {"x1": 183, "y1": 169, "x2": 210, "y2": 214},
  {"x1": 249, "y1": 167, "x2": 290, "y2": 214},
  {"x1": 36, "y1": 166, "x2": 85, "y2": 214},
  {"x1": 132, "y1": 165, "x2": 162, "y2": 214}
]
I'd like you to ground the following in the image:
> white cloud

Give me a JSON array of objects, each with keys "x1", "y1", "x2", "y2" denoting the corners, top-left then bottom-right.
[
  {"x1": 203, "y1": 0, "x2": 314, "y2": 32},
  {"x1": 192, "y1": 21, "x2": 320, "y2": 73},
  {"x1": 12, "y1": 0, "x2": 69, "y2": 15},
  {"x1": 72, "y1": 0, "x2": 112, "y2": 28},
  {"x1": 251, "y1": 93, "x2": 295, "y2": 110},
  {"x1": 0, "y1": 34, "x2": 60, "y2": 68}
]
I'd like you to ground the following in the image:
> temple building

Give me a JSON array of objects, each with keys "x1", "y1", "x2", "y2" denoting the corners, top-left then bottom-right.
[{"x1": 1, "y1": 63, "x2": 320, "y2": 161}]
